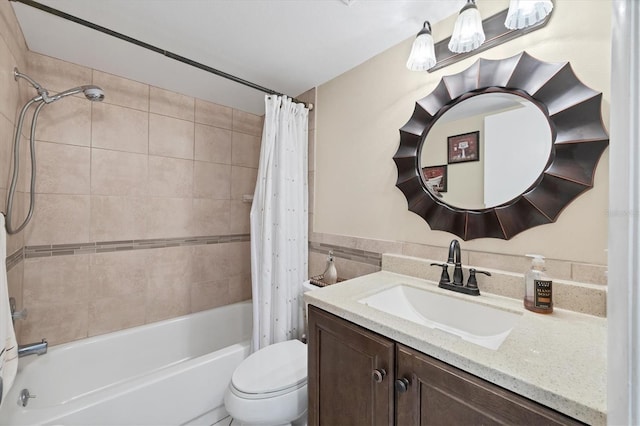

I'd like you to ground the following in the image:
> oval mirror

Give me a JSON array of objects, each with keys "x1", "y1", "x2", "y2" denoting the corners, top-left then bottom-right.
[
  {"x1": 394, "y1": 52, "x2": 609, "y2": 240},
  {"x1": 419, "y1": 92, "x2": 552, "y2": 210}
]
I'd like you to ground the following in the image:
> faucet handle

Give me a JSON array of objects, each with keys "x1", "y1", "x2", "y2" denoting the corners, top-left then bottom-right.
[
  {"x1": 430, "y1": 263, "x2": 450, "y2": 285},
  {"x1": 467, "y1": 268, "x2": 491, "y2": 290}
]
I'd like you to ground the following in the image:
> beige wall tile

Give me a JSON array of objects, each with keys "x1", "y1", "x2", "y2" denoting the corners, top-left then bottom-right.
[
  {"x1": 24, "y1": 194, "x2": 90, "y2": 245},
  {"x1": 7, "y1": 262, "x2": 24, "y2": 340},
  {"x1": 145, "y1": 246, "x2": 192, "y2": 322},
  {"x1": 5, "y1": 190, "x2": 25, "y2": 254},
  {"x1": 232, "y1": 110, "x2": 262, "y2": 136},
  {"x1": 226, "y1": 241, "x2": 251, "y2": 276},
  {"x1": 144, "y1": 197, "x2": 193, "y2": 239},
  {"x1": 92, "y1": 70, "x2": 149, "y2": 111},
  {"x1": 150, "y1": 86, "x2": 194, "y2": 121},
  {"x1": 191, "y1": 243, "x2": 232, "y2": 284},
  {"x1": 354, "y1": 237, "x2": 403, "y2": 255},
  {"x1": 0, "y1": 38, "x2": 20, "y2": 125},
  {"x1": 468, "y1": 251, "x2": 527, "y2": 274},
  {"x1": 195, "y1": 99, "x2": 232, "y2": 129},
  {"x1": 148, "y1": 155, "x2": 193, "y2": 198},
  {"x1": 89, "y1": 250, "x2": 149, "y2": 298},
  {"x1": 92, "y1": 102, "x2": 149, "y2": 154},
  {"x1": 36, "y1": 96, "x2": 92, "y2": 146},
  {"x1": 91, "y1": 148, "x2": 148, "y2": 196},
  {"x1": 20, "y1": 301, "x2": 88, "y2": 346},
  {"x1": 191, "y1": 279, "x2": 231, "y2": 312},
  {"x1": 35, "y1": 141, "x2": 90, "y2": 194},
  {"x1": 89, "y1": 292, "x2": 146, "y2": 336},
  {"x1": 23, "y1": 255, "x2": 90, "y2": 305},
  {"x1": 192, "y1": 198, "x2": 230, "y2": 236},
  {"x1": 232, "y1": 131, "x2": 260, "y2": 167},
  {"x1": 228, "y1": 274, "x2": 252, "y2": 303},
  {"x1": 229, "y1": 200, "x2": 250, "y2": 234},
  {"x1": 149, "y1": 113, "x2": 194, "y2": 159},
  {"x1": 231, "y1": 166, "x2": 257, "y2": 200},
  {"x1": 194, "y1": 161, "x2": 230, "y2": 199},
  {"x1": 90, "y1": 195, "x2": 148, "y2": 241},
  {"x1": 27, "y1": 53, "x2": 92, "y2": 94},
  {"x1": 195, "y1": 123, "x2": 231, "y2": 164},
  {"x1": 0, "y1": 2, "x2": 27, "y2": 68},
  {"x1": 0, "y1": 114, "x2": 13, "y2": 190}
]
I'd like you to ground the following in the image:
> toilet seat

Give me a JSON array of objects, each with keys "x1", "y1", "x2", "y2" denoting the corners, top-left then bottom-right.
[{"x1": 230, "y1": 339, "x2": 307, "y2": 399}]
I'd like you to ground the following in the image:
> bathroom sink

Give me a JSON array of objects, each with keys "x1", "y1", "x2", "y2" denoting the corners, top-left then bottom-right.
[{"x1": 358, "y1": 285, "x2": 521, "y2": 350}]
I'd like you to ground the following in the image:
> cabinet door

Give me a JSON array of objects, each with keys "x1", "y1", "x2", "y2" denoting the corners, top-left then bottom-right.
[
  {"x1": 308, "y1": 305, "x2": 395, "y2": 426},
  {"x1": 395, "y1": 344, "x2": 583, "y2": 426}
]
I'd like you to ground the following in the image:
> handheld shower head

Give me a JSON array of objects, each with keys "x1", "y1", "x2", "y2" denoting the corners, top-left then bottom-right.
[{"x1": 82, "y1": 86, "x2": 105, "y2": 102}]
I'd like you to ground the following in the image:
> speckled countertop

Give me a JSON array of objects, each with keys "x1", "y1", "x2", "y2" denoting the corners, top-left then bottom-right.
[{"x1": 304, "y1": 271, "x2": 606, "y2": 425}]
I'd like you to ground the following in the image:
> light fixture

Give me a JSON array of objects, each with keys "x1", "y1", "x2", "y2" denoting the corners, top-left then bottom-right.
[
  {"x1": 406, "y1": 21, "x2": 436, "y2": 71},
  {"x1": 505, "y1": 0, "x2": 553, "y2": 29},
  {"x1": 448, "y1": 0, "x2": 486, "y2": 54}
]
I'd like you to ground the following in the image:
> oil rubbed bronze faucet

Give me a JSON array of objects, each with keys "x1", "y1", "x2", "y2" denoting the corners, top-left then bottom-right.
[{"x1": 430, "y1": 239, "x2": 490, "y2": 296}]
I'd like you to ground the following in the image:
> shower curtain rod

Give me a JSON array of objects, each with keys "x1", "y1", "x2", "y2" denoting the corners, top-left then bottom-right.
[{"x1": 10, "y1": 0, "x2": 313, "y2": 110}]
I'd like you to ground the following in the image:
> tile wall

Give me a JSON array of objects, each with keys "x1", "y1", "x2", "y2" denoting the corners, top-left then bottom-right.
[
  {"x1": 2, "y1": 2, "x2": 259, "y2": 344},
  {"x1": 0, "y1": 1, "x2": 29, "y2": 341}
]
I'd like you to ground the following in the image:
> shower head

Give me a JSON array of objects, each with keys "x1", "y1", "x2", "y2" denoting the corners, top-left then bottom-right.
[
  {"x1": 14, "y1": 68, "x2": 104, "y2": 104},
  {"x1": 48, "y1": 85, "x2": 105, "y2": 103},
  {"x1": 82, "y1": 86, "x2": 105, "y2": 102}
]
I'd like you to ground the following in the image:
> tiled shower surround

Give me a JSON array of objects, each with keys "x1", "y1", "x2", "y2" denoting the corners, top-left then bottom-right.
[{"x1": 1, "y1": 0, "x2": 264, "y2": 344}]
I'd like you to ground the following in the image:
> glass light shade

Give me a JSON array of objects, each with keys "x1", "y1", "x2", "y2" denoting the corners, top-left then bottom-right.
[
  {"x1": 505, "y1": 0, "x2": 553, "y2": 30},
  {"x1": 448, "y1": 1, "x2": 485, "y2": 54},
  {"x1": 406, "y1": 24, "x2": 436, "y2": 71}
]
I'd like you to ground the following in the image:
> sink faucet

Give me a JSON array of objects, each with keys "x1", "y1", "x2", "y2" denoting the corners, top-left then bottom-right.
[
  {"x1": 447, "y1": 239, "x2": 463, "y2": 285},
  {"x1": 430, "y1": 239, "x2": 490, "y2": 297},
  {"x1": 18, "y1": 339, "x2": 48, "y2": 358}
]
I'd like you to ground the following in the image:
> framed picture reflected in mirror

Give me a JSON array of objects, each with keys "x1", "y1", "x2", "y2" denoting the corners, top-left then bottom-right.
[
  {"x1": 421, "y1": 165, "x2": 447, "y2": 194},
  {"x1": 448, "y1": 131, "x2": 479, "y2": 164}
]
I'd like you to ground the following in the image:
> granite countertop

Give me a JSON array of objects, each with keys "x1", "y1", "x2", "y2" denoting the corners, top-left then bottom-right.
[{"x1": 304, "y1": 270, "x2": 606, "y2": 425}]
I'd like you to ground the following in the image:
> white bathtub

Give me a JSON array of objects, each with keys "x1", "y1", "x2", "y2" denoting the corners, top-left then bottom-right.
[{"x1": 0, "y1": 301, "x2": 252, "y2": 426}]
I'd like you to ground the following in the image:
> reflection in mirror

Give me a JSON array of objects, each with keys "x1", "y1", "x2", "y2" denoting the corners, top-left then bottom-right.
[{"x1": 420, "y1": 93, "x2": 551, "y2": 210}]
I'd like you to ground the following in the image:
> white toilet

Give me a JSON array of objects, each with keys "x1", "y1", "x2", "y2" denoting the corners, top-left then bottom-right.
[{"x1": 224, "y1": 281, "x2": 317, "y2": 425}]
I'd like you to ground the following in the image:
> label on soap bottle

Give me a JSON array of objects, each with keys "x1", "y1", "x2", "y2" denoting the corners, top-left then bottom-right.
[{"x1": 534, "y1": 279, "x2": 553, "y2": 309}]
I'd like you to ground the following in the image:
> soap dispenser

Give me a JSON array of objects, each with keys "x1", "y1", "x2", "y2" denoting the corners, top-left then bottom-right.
[
  {"x1": 322, "y1": 251, "x2": 338, "y2": 285},
  {"x1": 524, "y1": 254, "x2": 553, "y2": 314}
]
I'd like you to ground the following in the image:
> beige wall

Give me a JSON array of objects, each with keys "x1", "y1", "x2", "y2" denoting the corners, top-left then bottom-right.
[
  {"x1": 314, "y1": 0, "x2": 610, "y2": 266},
  {"x1": 1, "y1": 4, "x2": 258, "y2": 345}
]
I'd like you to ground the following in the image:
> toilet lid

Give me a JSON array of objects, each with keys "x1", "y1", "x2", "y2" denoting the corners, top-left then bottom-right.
[{"x1": 232, "y1": 339, "x2": 307, "y2": 395}]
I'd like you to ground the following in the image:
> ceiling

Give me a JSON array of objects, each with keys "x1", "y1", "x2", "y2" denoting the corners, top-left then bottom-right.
[{"x1": 11, "y1": 0, "x2": 464, "y2": 115}]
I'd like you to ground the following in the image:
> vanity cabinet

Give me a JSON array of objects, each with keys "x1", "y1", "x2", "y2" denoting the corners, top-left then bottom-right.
[{"x1": 308, "y1": 305, "x2": 583, "y2": 426}]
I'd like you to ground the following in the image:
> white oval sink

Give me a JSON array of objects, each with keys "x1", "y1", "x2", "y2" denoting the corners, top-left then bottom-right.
[{"x1": 358, "y1": 285, "x2": 521, "y2": 350}]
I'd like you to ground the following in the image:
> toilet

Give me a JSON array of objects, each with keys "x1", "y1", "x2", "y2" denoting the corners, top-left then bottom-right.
[{"x1": 224, "y1": 281, "x2": 317, "y2": 425}]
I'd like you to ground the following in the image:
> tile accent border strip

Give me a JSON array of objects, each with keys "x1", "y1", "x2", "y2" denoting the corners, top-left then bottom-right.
[
  {"x1": 4, "y1": 234, "x2": 252, "y2": 270},
  {"x1": 309, "y1": 241, "x2": 382, "y2": 267},
  {"x1": 5, "y1": 248, "x2": 24, "y2": 271}
]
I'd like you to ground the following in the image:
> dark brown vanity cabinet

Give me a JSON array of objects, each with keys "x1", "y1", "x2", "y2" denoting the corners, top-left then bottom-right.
[{"x1": 308, "y1": 306, "x2": 582, "y2": 426}]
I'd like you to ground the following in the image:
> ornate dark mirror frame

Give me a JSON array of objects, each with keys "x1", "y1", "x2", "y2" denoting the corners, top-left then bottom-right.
[{"x1": 394, "y1": 52, "x2": 609, "y2": 240}]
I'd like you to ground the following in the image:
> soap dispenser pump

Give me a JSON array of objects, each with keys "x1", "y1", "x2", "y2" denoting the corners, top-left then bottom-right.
[
  {"x1": 524, "y1": 254, "x2": 553, "y2": 314},
  {"x1": 322, "y1": 251, "x2": 338, "y2": 285}
]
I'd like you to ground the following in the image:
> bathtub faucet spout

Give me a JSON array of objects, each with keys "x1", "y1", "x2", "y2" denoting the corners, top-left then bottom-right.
[{"x1": 18, "y1": 339, "x2": 47, "y2": 358}]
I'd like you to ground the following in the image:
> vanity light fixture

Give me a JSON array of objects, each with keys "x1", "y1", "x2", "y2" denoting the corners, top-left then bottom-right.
[
  {"x1": 448, "y1": 0, "x2": 485, "y2": 53},
  {"x1": 406, "y1": 21, "x2": 437, "y2": 71},
  {"x1": 505, "y1": 0, "x2": 553, "y2": 30}
]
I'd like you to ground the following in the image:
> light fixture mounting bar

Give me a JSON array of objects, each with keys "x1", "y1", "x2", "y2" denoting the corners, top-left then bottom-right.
[{"x1": 429, "y1": 7, "x2": 552, "y2": 73}]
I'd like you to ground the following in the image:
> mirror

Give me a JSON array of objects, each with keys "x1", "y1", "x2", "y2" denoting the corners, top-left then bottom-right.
[
  {"x1": 394, "y1": 52, "x2": 609, "y2": 240},
  {"x1": 419, "y1": 93, "x2": 552, "y2": 209}
]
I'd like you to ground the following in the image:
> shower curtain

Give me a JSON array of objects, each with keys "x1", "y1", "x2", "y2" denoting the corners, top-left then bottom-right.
[{"x1": 250, "y1": 95, "x2": 308, "y2": 351}]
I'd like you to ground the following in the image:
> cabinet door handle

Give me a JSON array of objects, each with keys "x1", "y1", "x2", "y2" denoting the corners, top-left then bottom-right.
[
  {"x1": 372, "y1": 368, "x2": 386, "y2": 383},
  {"x1": 395, "y1": 378, "x2": 410, "y2": 393}
]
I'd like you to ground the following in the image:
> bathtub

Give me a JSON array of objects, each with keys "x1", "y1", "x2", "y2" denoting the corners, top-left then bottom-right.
[{"x1": 0, "y1": 301, "x2": 252, "y2": 426}]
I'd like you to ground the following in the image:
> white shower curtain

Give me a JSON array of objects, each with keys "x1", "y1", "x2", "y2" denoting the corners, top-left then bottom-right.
[{"x1": 250, "y1": 95, "x2": 308, "y2": 351}]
